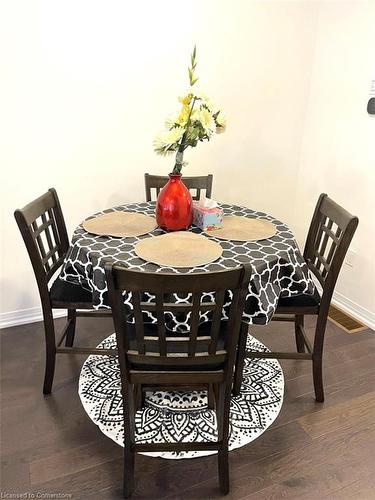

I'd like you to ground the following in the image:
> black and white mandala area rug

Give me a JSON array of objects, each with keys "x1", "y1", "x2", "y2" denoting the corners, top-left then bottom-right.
[{"x1": 79, "y1": 334, "x2": 284, "y2": 459}]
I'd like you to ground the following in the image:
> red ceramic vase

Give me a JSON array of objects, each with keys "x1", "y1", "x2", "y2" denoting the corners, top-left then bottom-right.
[{"x1": 156, "y1": 174, "x2": 193, "y2": 231}]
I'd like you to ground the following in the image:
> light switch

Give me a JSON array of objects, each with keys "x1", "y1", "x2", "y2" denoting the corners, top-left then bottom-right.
[
  {"x1": 368, "y1": 97, "x2": 375, "y2": 115},
  {"x1": 368, "y1": 79, "x2": 375, "y2": 115}
]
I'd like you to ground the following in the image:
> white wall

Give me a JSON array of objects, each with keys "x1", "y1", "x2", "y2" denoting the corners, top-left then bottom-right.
[
  {"x1": 1, "y1": 1, "x2": 374, "y2": 328},
  {"x1": 293, "y1": 1, "x2": 375, "y2": 327}
]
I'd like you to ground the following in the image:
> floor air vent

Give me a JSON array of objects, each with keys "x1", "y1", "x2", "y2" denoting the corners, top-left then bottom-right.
[{"x1": 328, "y1": 305, "x2": 367, "y2": 334}]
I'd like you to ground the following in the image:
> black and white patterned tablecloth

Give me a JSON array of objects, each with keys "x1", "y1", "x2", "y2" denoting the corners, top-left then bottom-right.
[{"x1": 60, "y1": 202, "x2": 315, "y2": 327}]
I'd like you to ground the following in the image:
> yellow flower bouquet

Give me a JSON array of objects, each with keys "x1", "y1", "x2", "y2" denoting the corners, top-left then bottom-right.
[{"x1": 154, "y1": 47, "x2": 226, "y2": 175}]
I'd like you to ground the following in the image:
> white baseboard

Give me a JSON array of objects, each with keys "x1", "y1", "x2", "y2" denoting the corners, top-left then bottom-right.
[
  {"x1": 0, "y1": 306, "x2": 67, "y2": 330},
  {"x1": 331, "y1": 291, "x2": 375, "y2": 332}
]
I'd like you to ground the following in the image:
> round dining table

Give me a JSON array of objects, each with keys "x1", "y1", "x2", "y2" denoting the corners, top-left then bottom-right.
[
  {"x1": 60, "y1": 201, "x2": 315, "y2": 327},
  {"x1": 62, "y1": 200, "x2": 316, "y2": 459}
]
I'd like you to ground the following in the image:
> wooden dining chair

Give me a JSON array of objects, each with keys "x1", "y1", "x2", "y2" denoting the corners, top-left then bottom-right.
[
  {"x1": 14, "y1": 188, "x2": 113, "y2": 395},
  {"x1": 144, "y1": 173, "x2": 213, "y2": 201},
  {"x1": 233, "y1": 194, "x2": 359, "y2": 403},
  {"x1": 105, "y1": 263, "x2": 252, "y2": 498}
]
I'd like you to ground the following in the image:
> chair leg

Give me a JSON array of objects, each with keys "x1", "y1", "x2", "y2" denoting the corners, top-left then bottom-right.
[
  {"x1": 208, "y1": 383, "x2": 215, "y2": 409},
  {"x1": 295, "y1": 314, "x2": 305, "y2": 353},
  {"x1": 313, "y1": 355, "x2": 324, "y2": 403},
  {"x1": 233, "y1": 322, "x2": 248, "y2": 396},
  {"x1": 216, "y1": 383, "x2": 230, "y2": 495},
  {"x1": 43, "y1": 349, "x2": 56, "y2": 395},
  {"x1": 312, "y1": 315, "x2": 327, "y2": 403},
  {"x1": 213, "y1": 383, "x2": 220, "y2": 408},
  {"x1": 123, "y1": 444, "x2": 135, "y2": 498},
  {"x1": 123, "y1": 384, "x2": 135, "y2": 498},
  {"x1": 43, "y1": 313, "x2": 56, "y2": 395},
  {"x1": 65, "y1": 309, "x2": 77, "y2": 347},
  {"x1": 134, "y1": 384, "x2": 143, "y2": 411},
  {"x1": 218, "y1": 444, "x2": 229, "y2": 495}
]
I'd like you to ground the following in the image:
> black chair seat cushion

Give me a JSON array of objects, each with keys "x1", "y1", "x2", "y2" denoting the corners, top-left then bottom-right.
[
  {"x1": 127, "y1": 320, "x2": 231, "y2": 371},
  {"x1": 277, "y1": 286, "x2": 320, "y2": 309},
  {"x1": 50, "y1": 277, "x2": 93, "y2": 304}
]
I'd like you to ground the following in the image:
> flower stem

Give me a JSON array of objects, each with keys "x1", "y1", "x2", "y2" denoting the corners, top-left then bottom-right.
[{"x1": 172, "y1": 97, "x2": 197, "y2": 174}]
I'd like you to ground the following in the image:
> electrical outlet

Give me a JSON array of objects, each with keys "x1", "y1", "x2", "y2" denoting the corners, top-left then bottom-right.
[{"x1": 345, "y1": 250, "x2": 356, "y2": 267}]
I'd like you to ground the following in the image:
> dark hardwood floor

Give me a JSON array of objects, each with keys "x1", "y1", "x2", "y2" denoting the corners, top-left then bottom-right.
[{"x1": 1, "y1": 315, "x2": 374, "y2": 499}]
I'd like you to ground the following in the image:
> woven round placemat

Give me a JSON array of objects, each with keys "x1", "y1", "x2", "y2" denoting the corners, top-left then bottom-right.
[
  {"x1": 205, "y1": 216, "x2": 276, "y2": 242},
  {"x1": 82, "y1": 212, "x2": 157, "y2": 238},
  {"x1": 134, "y1": 232, "x2": 223, "y2": 268}
]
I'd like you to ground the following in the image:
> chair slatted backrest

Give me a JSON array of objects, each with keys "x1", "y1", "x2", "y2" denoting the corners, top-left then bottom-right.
[
  {"x1": 303, "y1": 193, "x2": 358, "y2": 301},
  {"x1": 145, "y1": 173, "x2": 213, "y2": 202},
  {"x1": 105, "y1": 264, "x2": 251, "y2": 372},
  {"x1": 14, "y1": 189, "x2": 70, "y2": 293}
]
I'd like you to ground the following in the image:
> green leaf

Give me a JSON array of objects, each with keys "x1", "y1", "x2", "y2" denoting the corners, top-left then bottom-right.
[{"x1": 188, "y1": 45, "x2": 198, "y2": 85}]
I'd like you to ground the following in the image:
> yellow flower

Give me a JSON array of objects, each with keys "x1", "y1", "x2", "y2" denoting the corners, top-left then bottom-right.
[
  {"x1": 154, "y1": 126, "x2": 184, "y2": 155},
  {"x1": 196, "y1": 107, "x2": 215, "y2": 134},
  {"x1": 178, "y1": 93, "x2": 193, "y2": 106},
  {"x1": 176, "y1": 104, "x2": 190, "y2": 125},
  {"x1": 193, "y1": 90, "x2": 210, "y2": 105},
  {"x1": 165, "y1": 127, "x2": 184, "y2": 144}
]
